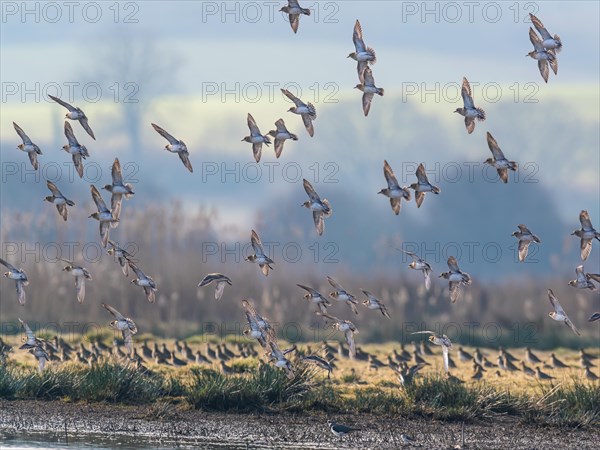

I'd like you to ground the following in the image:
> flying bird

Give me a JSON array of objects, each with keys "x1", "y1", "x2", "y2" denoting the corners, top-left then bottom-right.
[
  {"x1": 547, "y1": 289, "x2": 580, "y2": 336},
  {"x1": 412, "y1": 331, "x2": 453, "y2": 372},
  {"x1": 49, "y1": 94, "x2": 95, "y2": 140},
  {"x1": 107, "y1": 240, "x2": 136, "y2": 276},
  {"x1": 354, "y1": 66, "x2": 384, "y2": 116},
  {"x1": 378, "y1": 160, "x2": 410, "y2": 215},
  {"x1": 281, "y1": 88, "x2": 316, "y2": 137},
  {"x1": 301, "y1": 179, "x2": 332, "y2": 236},
  {"x1": 588, "y1": 312, "x2": 600, "y2": 322},
  {"x1": 18, "y1": 318, "x2": 52, "y2": 371},
  {"x1": 511, "y1": 224, "x2": 541, "y2": 262},
  {"x1": 267, "y1": 118, "x2": 297, "y2": 158},
  {"x1": 361, "y1": 290, "x2": 390, "y2": 318},
  {"x1": 280, "y1": 0, "x2": 310, "y2": 34},
  {"x1": 396, "y1": 248, "x2": 432, "y2": 290},
  {"x1": 102, "y1": 158, "x2": 134, "y2": 221},
  {"x1": 198, "y1": 273, "x2": 232, "y2": 300},
  {"x1": 60, "y1": 258, "x2": 92, "y2": 303},
  {"x1": 527, "y1": 27, "x2": 558, "y2": 83},
  {"x1": 89, "y1": 185, "x2": 118, "y2": 248},
  {"x1": 529, "y1": 13, "x2": 562, "y2": 53},
  {"x1": 327, "y1": 276, "x2": 359, "y2": 315},
  {"x1": 128, "y1": 261, "x2": 158, "y2": 303},
  {"x1": 439, "y1": 256, "x2": 471, "y2": 303},
  {"x1": 348, "y1": 19, "x2": 376, "y2": 81},
  {"x1": 13, "y1": 122, "x2": 42, "y2": 170},
  {"x1": 242, "y1": 113, "x2": 271, "y2": 163},
  {"x1": 0, "y1": 257, "x2": 28, "y2": 305},
  {"x1": 44, "y1": 180, "x2": 75, "y2": 221},
  {"x1": 268, "y1": 340, "x2": 295, "y2": 379},
  {"x1": 242, "y1": 299, "x2": 275, "y2": 349},
  {"x1": 62, "y1": 121, "x2": 89, "y2": 178},
  {"x1": 317, "y1": 312, "x2": 358, "y2": 359},
  {"x1": 245, "y1": 230, "x2": 275, "y2": 276},
  {"x1": 151, "y1": 123, "x2": 193, "y2": 172},
  {"x1": 102, "y1": 303, "x2": 137, "y2": 356},
  {"x1": 297, "y1": 284, "x2": 331, "y2": 314},
  {"x1": 409, "y1": 163, "x2": 441, "y2": 208},
  {"x1": 484, "y1": 132, "x2": 518, "y2": 183},
  {"x1": 568, "y1": 265, "x2": 599, "y2": 290},
  {"x1": 454, "y1": 77, "x2": 486, "y2": 134},
  {"x1": 571, "y1": 210, "x2": 600, "y2": 261}
]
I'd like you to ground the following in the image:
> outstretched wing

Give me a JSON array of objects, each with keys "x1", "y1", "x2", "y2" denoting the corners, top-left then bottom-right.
[
  {"x1": 442, "y1": 346, "x2": 449, "y2": 373},
  {"x1": 415, "y1": 163, "x2": 429, "y2": 184},
  {"x1": 64, "y1": 121, "x2": 79, "y2": 146},
  {"x1": 327, "y1": 276, "x2": 343, "y2": 290},
  {"x1": 580, "y1": 210, "x2": 593, "y2": 230},
  {"x1": 447, "y1": 256, "x2": 460, "y2": 272},
  {"x1": 565, "y1": 317, "x2": 581, "y2": 336},
  {"x1": 91, "y1": 185, "x2": 109, "y2": 212},
  {"x1": 46, "y1": 180, "x2": 62, "y2": 197},
  {"x1": 79, "y1": 116, "x2": 95, "y2": 140},
  {"x1": 352, "y1": 19, "x2": 367, "y2": 53},
  {"x1": 18, "y1": 318, "x2": 35, "y2": 343},
  {"x1": 102, "y1": 302, "x2": 125, "y2": 321},
  {"x1": 529, "y1": 27, "x2": 545, "y2": 53},
  {"x1": 303, "y1": 178, "x2": 321, "y2": 202},
  {"x1": 13, "y1": 122, "x2": 32, "y2": 144},
  {"x1": 461, "y1": 77, "x2": 474, "y2": 108},
  {"x1": 151, "y1": 123, "x2": 179, "y2": 145},
  {"x1": 281, "y1": 88, "x2": 304, "y2": 107},
  {"x1": 529, "y1": 13, "x2": 552, "y2": 41},
  {"x1": 383, "y1": 160, "x2": 400, "y2": 189},
  {"x1": 547, "y1": 289, "x2": 565, "y2": 315},
  {"x1": 247, "y1": 113, "x2": 261, "y2": 135},
  {"x1": 486, "y1": 132, "x2": 506, "y2": 160},
  {"x1": 0, "y1": 258, "x2": 19, "y2": 272},
  {"x1": 111, "y1": 158, "x2": 123, "y2": 184},
  {"x1": 49, "y1": 94, "x2": 76, "y2": 111}
]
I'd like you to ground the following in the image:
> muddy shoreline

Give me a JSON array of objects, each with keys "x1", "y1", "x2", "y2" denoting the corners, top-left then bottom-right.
[{"x1": 1, "y1": 400, "x2": 599, "y2": 449}]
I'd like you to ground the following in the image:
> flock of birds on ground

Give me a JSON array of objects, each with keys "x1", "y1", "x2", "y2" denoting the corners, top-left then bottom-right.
[{"x1": 1, "y1": 1, "x2": 599, "y2": 439}]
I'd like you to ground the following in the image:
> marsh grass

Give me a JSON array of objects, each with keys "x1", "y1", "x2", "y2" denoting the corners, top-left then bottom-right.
[{"x1": 1, "y1": 357, "x2": 598, "y2": 428}]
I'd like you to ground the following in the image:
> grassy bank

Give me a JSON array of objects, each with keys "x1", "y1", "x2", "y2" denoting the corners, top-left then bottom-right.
[{"x1": 1, "y1": 360, "x2": 598, "y2": 428}]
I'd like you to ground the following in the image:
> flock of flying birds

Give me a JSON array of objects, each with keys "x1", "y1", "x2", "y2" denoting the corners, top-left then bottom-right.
[{"x1": 1, "y1": 3, "x2": 599, "y2": 429}]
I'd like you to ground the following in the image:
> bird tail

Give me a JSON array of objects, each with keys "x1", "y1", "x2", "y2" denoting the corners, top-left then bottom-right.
[
  {"x1": 307, "y1": 103, "x2": 317, "y2": 120},
  {"x1": 377, "y1": 88, "x2": 384, "y2": 96},
  {"x1": 66, "y1": 199, "x2": 75, "y2": 206},
  {"x1": 509, "y1": 161, "x2": 518, "y2": 171},
  {"x1": 476, "y1": 107, "x2": 486, "y2": 121},
  {"x1": 301, "y1": 8, "x2": 311, "y2": 16},
  {"x1": 367, "y1": 47, "x2": 377, "y2": 64}
]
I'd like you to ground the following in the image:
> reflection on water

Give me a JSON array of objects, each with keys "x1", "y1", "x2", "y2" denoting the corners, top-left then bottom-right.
[{"x1": 0, "y1": 431, "x2": 257, "y2": 449}]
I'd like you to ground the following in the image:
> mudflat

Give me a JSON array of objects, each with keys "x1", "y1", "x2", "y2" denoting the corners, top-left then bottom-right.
[{"x1": 1, "y1": 400, "x2": 599, "y2": 449}]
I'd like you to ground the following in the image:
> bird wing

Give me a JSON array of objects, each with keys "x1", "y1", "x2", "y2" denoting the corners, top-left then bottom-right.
[
  {"x1": 423, "y1": 267, "x2": 432, "y2": 291},
  {"x1": 345, "y1": 328, "x2": 356, "y2": 358},
  {"x1": 111, "y1": 158, "x2": 123, "y2": 184},
  {"x1": 565, "y1": 317, "x2": 580, "y2": 336},
  {"x1": 447, "y1": 256, "x2": 460, "y2": 272},
  {"x1": 580, "y1": 238, "x2": 593, "y2": 261},
  {"x1": 128, "y1": 261, "x2": 146, "y2": 280},
  {"x1": 580, "y1": 211, "x2": 593, "y2": 230},
  {"x1": 547, "y1": 289, "x2": 565, "y2": 315},
  {"x1": 301, "y1": 113, "x2": 314, "y2": 137},
  {"x1": 297, "y1": 284, "x2": 317, "y2": 295},
  {"x1": 178, "y1": 150, "x2": 194, "y2": 173},
  {"x1": 362, "y1": 92, "x2": 374, "y2": 117},
  {"x1": 411, "y1": 331, "x2": 435, "y2": 336},
  {"x1": 415, "y1": 163, "x2": 429, "y2": 184},
  {"x1": 303, "y1": 178, "x2": 321, "y2": 202},
  {"x1": 102, "y1": 303, "x2": 125, "y2": 321},
  {"x1": 281, "y1": 88, "x2": 304, "y2": 107},
  {"x1": 449, "y1": 281, "x2": 461, "y2": 303},
  {"x1": 461, "y1": 77, "x2": 475, "y2": 108},
  {"x1": 486, "y1": 132, "x2": 506, "y2": 160},
  {"x1": 518, "y1": 240, "x2": 531, "y2": 262},
  {"x1": 352, "y1": 19, "x2": 367, "y2": 53},
  {"x1": 274, "y1": 118, "x2": 287, "y2": 133},
  {"x1": 251, "y1": 229, "x2": 265, "y2": 256},
  {"x1": 46, "y1": 180, "x2": 62, "y2": 197},
  {"x1": 529, "y1": 27, "x2": 545, "y2": 53},
  {"x1": 214, "y1": 281, "x2": 227, "y2": 300},
  {"x1": 79, "y1": 116, "x2": 95, "y2": 140},
  {"x1": 312, "y1": 211, "x2": 324, "y2": 236},
  {"x1": 151, "y1": 123, "x2": 179, "y2": 145},
  {"x1": 18, "y1": 318, "x2": 35, "y2": 343},
  {"x1": 537, "y1": 59, "x2": 549, "y2": 83},
  {"x1": 91, "y1": 185, "x2": 109, "y2": 213},
  {"x1": 327, "y1": 276, "x2": 343, "y2": 290},
  {"x1": 442, "y1": 346, "x2": 449, "y2": 373},
  {"x1": 247, "y1": 113, "x2": 261, "y2": 135},
  {"x1": 13, "y1": 122, "x2": 32, "y2": 144},
  {"x1": 383, "y1": 160, "x2": 400, "y2": 189},
  {"x1": 49, "y1": 94, "x2": 76, "y2": 111},
  {"x1": 529, "y1": 13, "x2": 552, "y2": 41},
  {"x1": 517, "y1": 224, "x2": 531, "y2": 233},
  {"x1": 64, "y1": 121, "x2": 79, "y2": 146},
  {"x1": 0, "y1": 258, "x2": 19, "y2": 272}
]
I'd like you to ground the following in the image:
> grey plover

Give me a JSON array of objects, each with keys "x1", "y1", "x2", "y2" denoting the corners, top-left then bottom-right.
[
  {"x1": 454, "y1": 77, "x2": 485, "y2": 134},
  {"x1": 13, "y1": 122, "x2": 42, "y2": 170},
  {"x1": 511, "y1": 224, "x2": 541, "y2": 262},
  {"x1": 128, "y1": 261, "x2": 158, "y2": 303},
  {"x1": 107, "y1": 240, "x2": 136, "y2": 277},
  {"x1": 0, "y1": 257, "x2": 29, "y2": 305},
  {"x1": 301, "y1": 179, "x2": 332, "y2": 236},
  {"x1": 397, "y1": 248, "x2": 432, "y2": 290},
  {"x1": 527, "y1": 27, "x2": 558, "y2": 83},
  {"x1": 317, "y1": 313, "x2": 358, "y2": 359},
  {"x1": 44, "y1": 180, "x2": 75, "y2": 221},
  {"x1": 348, "y1": 19, "x2": 376, "y2": 81},
  {"x1": 412, "y1": 331, "x2": 452, "y2": 373},
  {"x1": 62, "y1": 121, "x2": 89, "y2": 178},
  {"x1": 327, "y1": 276, "x2": 358, "y2": 314},
  {"x1": 547, "y1": 289, "x2": 580, "y2": 336},
  {"x1": 49, "y1": 94, "x2": 95, "y2": 140},
  {"x1": 409, "y1": 163, "x2": 441, "y2": 208},
  {"x1": 89, "y1": 185, "x2": 118, "y2": 248},
  {"x1": 60, "y1": 258, "x2": 92, "y2": 304},
  {"x1": 361, "y1": 289, "x2": 390, "y2": 318},
  {"x1": 281, "y1": 89, "x2": 316, "y2": 137},
  {"x1": 484, "y1": 132, "x2": 518, "y2": 183},
  {"x1": 102, "y1": 158, "x2": 134, "y2": 221},
  {"x1": 529, "y1": 13, "x2": 562, "y2": 53},
  {"x1": 198, "y1": 273, "x2": 232, "y2": 300},
  {"x1": 569, "y1": 265, "x2": 599, "y2": 290},
  {"x1": 439, "y1": 256, "x2": 471, "y2": 303},
  {"x1": 245, "y1": 230, "x2": 275, "y2": 276},
  {"x1": 379, "y1": 160, "x2": 410, "y2": 215},
  {"x1": 267, "y1": 118, "x2": 297, "y2": 158},
  {"x1": 242, "y1": 113, "x2": 271, "y2": 163},
  {"x1": 151, "y1": 123, "x2": 193, "y2": 172},
  {"x1": 297, "y1": 283, "x2": 331, "y2": 314},
  {"x1": 102, "y1": 303, "x2": 137, "y2": 357},
  {"x1": 355, "y1": 66, "x2": 384, "y2": 116},
  {"x1": 571, "y1": 210, "x2": 600, "y2": 261},
  {"x1": 280, "y1": 0, "x2": 310, "y2": 34}
]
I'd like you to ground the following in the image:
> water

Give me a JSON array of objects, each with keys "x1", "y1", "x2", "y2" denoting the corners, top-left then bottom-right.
[{"x1": 0, "y1": 431, "x2": 256, "y2": 449}]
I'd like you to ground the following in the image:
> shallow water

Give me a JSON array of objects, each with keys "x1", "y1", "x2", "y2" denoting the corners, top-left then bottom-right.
[{"x1": 0, "y1": 431, "x2": 257, "y2": 449}]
